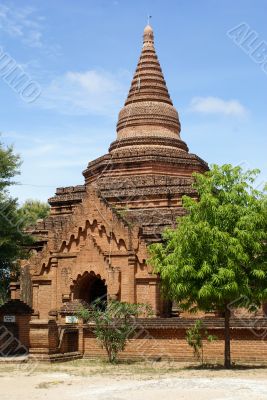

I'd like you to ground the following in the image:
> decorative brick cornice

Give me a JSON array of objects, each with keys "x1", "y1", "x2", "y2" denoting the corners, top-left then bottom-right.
[{"x1": 109, "y1": 136, "x2": 188, "y2": 152}]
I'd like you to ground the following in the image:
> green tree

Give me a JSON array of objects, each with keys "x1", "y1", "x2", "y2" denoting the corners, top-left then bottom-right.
[
  {"x1": 0, "y1": 141, "x2": 21, "y2": 191},
  {"x1": 149, "y1": 164, "x2": 267, "y2": 368},
  {"x1": 0, "y1": 140, "x2": 30, "y2": 304},
  {"x1": 19, "y1": 199, "x2": 50, "y2": 228},
  {"x1": 0, "y1": 142, "x2": 21, "y2": 303},
  {"x1": 76, "y1": 300, "x2": 151, "y2": 363}
]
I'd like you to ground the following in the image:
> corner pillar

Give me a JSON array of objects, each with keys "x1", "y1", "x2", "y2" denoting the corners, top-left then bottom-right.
[
  {"x1": 120, "y1": 253, "x2": 136, "y2": 303},
  {"x1": 10, "y1": 282, "x2": 20, "y2": 300},
  {"x1": 149, "y1": 279, "x2": 161, "y2": 316},
  {"x1": 78, "y1": 326, "x2": 84, "y2": 355},
  {"x1": 32, "y1": 283, "x2": 39, "y2": 313},
  {"x1": 29, "y1": 318, "x2": 59, "y2": 357}
]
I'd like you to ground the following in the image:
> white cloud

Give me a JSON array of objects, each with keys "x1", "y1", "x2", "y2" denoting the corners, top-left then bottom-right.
[
  {"x1": 189, "y1": 96, "x2": 247, "y2": 117},
  {"x1": 0, "y1": 4, "x2": 43, "y2": 47},
  {"x1": 36, "y1": 69, "x2": 129, "y2": 117}
]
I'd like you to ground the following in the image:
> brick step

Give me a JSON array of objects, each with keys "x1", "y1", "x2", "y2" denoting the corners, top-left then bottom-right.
[
  {"x1": 28, "y1": 351, "x2": 82, "y2": 363},
  {"x1": 0, "y1": 356, "x2": 28, "y2": 363}
]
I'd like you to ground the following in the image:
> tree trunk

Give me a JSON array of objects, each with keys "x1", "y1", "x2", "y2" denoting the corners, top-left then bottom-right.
[{"x1": 224, "y1": 305, "x2": 231, "y2": 368}]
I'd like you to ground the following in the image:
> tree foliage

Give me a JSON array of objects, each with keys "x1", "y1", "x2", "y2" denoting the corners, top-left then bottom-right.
[
  {"x1": 19, "y1": 199, "x2": 50, "y2": 228},
  {"x1": 76, "y1": 300, "x2": 151, "y2": 363},
  {"x1": 0, "y1": 141, "x2": 31, "y2": 304},
  {"x1": 0, "y1": 142, "x2": 20, "y2": 302},
  {"x1": 0, "y1": 142, "x2": 21, "y2": 191},
  {"x1": 149, "y1": 164, "x2": 267, "y2": 368}
]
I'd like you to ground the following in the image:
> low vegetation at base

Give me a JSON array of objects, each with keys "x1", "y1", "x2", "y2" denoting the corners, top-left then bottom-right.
[
  {"x1": 76, "y1": 299, "x2": 152, "y2": 363},
  {"x1": 186, "y1": 320, "x2": 217, "y2": 364}
]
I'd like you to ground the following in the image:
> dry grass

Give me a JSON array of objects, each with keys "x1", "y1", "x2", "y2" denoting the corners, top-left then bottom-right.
[{"x1": 1, "y1": 358, "x2": 267, "y2": 380}]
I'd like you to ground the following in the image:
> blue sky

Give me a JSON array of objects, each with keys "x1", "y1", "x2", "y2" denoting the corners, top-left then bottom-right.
[{"x1": 0, "y1": 0, "x2": 266, "y2": 203}]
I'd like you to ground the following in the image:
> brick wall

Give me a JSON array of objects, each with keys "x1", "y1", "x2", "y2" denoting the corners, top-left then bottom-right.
[
  {"x1": 81, "y1": 325, "x2": 267, "y2": 363},
  {"x1": 16, "y1": 315, "x2": 31, "y2": 348},
  {"x1": 29, "y1": 319, "x2": 59, "y2": 355}
]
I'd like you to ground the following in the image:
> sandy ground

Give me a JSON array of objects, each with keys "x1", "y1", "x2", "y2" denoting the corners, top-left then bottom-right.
[{"x1": 1, "y1": 360, "x2": 267, "y2": 400}]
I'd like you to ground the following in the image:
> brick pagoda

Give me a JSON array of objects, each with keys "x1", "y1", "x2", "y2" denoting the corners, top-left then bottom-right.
[
  {"x1": 3, "y1": 24, "x2": 267, "y2": 363},
  {"x1": 12, "y1": 24, "x2": 207, "y2": 320}
]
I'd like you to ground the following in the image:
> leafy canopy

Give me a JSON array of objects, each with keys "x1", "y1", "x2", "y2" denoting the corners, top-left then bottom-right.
[
  {"x1": 0, "y1": 141, "x2": 23, "y2": 303},
  {"x1": 0, "y1": 141, "x2": 46, "y2": 303},
  {"x1": 149, "y1": 164, "x2": 267, "y2": 313},
  {"x1": 0, "y1": 141, "x2": 21, "y2": 191},
  {"x1": 19, "y1": 199, "x2": 50, "y2": 228}
]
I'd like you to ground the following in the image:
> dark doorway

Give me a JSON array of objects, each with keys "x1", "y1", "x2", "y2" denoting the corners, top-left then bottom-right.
[{"x1": 74, "y1": 272, "x2": 107, "y2": 306}]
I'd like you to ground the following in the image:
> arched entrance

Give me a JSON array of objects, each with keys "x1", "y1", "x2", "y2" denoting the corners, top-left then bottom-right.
[{"x1": 73, "y1": 271, "x2": 107, "y2": 305}]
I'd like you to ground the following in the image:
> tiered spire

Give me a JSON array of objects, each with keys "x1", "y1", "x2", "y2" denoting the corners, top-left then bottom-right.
[
  {"x1": 115, "y1": 24, "x2": 182, "y2": 146},
  {"x1": 124, "y1": 25, "x2": 172, "y2": 107}
]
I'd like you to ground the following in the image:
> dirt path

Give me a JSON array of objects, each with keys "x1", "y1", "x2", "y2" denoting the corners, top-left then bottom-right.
[{"x1": 1, "y1": 361, "x2": 267, "y2": 400}]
